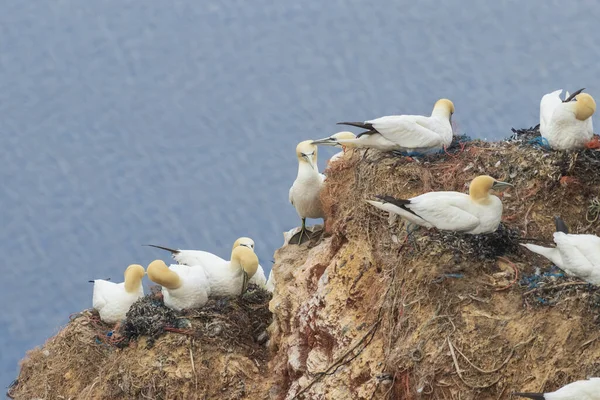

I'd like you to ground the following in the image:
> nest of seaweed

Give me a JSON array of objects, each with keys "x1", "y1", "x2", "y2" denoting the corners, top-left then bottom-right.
[
  {"x1": 118, "y1": 284, "x2": 273, "y2": 349},
  {"x1": 9, "y1": 284, "x2": 273, "y2": 399},
  {"x1": 316, "y1": 128, "x2": 600, "y2": 399}
]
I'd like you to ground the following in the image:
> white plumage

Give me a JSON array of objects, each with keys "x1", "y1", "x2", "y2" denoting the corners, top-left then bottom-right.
[
  {"x1": 367, "y1": 175, "x2": 512, "y2": 234},
  {"x1": 147, "y1": 237, "x2": 271, "y2": 291},
  {"x1": 92, "y1": 264, "x2": 145, "y2": 323},
  {"x1": 539, "y1": 89, "x2": 595, "y2": 150},
  {"x1": 514, "y1": 377, "x2": 600, "y2": 400},
  {"x1": 337, "y1": 98, "x2": 454, "y2": 154},
  {"x1": 521, "y1": 218, "x2": 600, "y2": 285},
  {"x1": 147, "y1": 261, "x2": 210, "y2": 311},
  {"x1": 289, "y1": 140, "x2": 326, "y2": 244}
]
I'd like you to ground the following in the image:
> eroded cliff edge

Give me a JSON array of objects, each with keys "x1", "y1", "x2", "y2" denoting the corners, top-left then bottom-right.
[{"x1": 10, "y1": 131, "x2": 600, "y2": 399}]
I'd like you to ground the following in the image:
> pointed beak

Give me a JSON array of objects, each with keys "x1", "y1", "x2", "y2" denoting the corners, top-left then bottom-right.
[
  {"x1": 303, "y1": 154, "x2": 316, "y2": 170},
  {"x1": 311, "y1": 137, "x2": 339, "y2": 147},
  {"x1": 492, "y1": 180, "x2": 513, "y2": 191}
]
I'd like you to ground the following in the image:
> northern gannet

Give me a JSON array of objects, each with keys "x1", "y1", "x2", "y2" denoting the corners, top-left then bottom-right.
[
  {"x1": 147, "y1": 260, "x2": 210, "y2": 311},
  {"x1": 539, "y1": 88, "x2": 595, "y2": 150},
  {"x1": 521, "y1": 217, "x2": 600, "y2": 285},
  {"x1": 366, "y1": 175, "x2": 512, "y2": 234},
  {"x1": 337, "y1": 98, "x2": 454, "y2": 154},
  {"x1": 311, "y1": 131, "x2": 356, "y2": 164},
  {"x1": 289, "y1": 140, "x2": 326, "y2": 244},
  {"x1": 91, "y1": 264, "x2": 145, "y2": 323},
  {"x1": 202, "y1": 245, "x2": 259, "y2": 297},
  {"x1": 513, "y1": 377, "x2": 600, "y2": 399},
  {"x1": 146, "y1": 237, "x2": 271, "y2": 291}
]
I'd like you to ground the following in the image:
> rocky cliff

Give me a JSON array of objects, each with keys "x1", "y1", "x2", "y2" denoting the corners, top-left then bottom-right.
[{"x1": 10, "y1": 130, "x2": 600, "y2": 399}]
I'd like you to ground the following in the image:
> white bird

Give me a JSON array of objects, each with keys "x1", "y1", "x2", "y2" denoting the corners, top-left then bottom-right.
[
  {"x1": 146, "y1": 237, "x2": 271, "y2": 291},
  {"x1": 539, "y1": 88, "x2": 595, "y2": 150},
  {"x1": 289, "y1": 140, "x2": 326, "y2": 244},
  {"x1": 201, "y1": 245, "x2": 259, "y2": 297},
  {"x1": 366, "y1": 175, "x2": 513, "y2": 234},
  {"x1": 147, "y1": 260, "x2": 210, "y2": 311},
  {"x1": 91, "y1": 264, "x2": 146, "y2": 323},
  {"x1": 521, "y1": 217, "x2": 600, "y2": 285},
  {"x1": 311, "y1": 131, "x2": 356, "y2": 165},
  {"x1": 336, "y1": 98, "x2": 455, "y2": 154},
  {"x1": 513, "y1": 377, "x2": 600, "y2": 400}
]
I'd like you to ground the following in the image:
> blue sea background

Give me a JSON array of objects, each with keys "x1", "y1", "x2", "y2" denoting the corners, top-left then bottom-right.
[{"x1": 1, "y1": 0, "x2": 599, "y2": 390}]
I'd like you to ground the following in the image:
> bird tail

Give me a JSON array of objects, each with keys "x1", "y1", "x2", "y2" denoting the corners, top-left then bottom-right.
[
  {"x1": 520, "y1": 243, "x2": 562, "y2": 267},
  {"x1": 337, "y1": 121, "x2": 374, "y2": 130},
  {"x1": 554, "y1": 216, "x2": 569, "y2": 234},
  {"x1": 512, "y1": 393, "x2": 545, "y2": 400},
  {"x1": 144, "y1": 244, "x2": 180, "y2": 254}
]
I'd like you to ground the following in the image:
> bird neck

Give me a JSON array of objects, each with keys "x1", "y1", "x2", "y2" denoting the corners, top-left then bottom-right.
[
  {"x1": 297, "y1": 160, "x2": 319, "y2": 179},
  {"x1": 124, "y1": 275, "x2": 142, "y2": 293},
  {"x1": 469, "y1": 188, "x2": 492, "y2": 205},
  {"x1": 431, "y1": 107, "x2": 452, "y2": 121}
]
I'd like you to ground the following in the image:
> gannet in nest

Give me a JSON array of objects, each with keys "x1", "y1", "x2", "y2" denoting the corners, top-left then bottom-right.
[
  {"x1": 91, "y1": 264, "x2": 145, "y2": 323},
  {"x1": 201, "y1": 245, "x2": 259, "y2": 297},
  {"x1": 540, "y1": 88, "x2": 595, "y2": 150},
  {"x1": 311, "y1": 131, "x2": 356, "y2": 164},
  {"x1": 147, "y1": 260, "x2": 210, "y2": 311},
  {"x1": 513, "y1": 377, "x2": 600, "y2": 399},
  {"x1": 367, "y1": 175, "x2": 512, "y2": 234},
  {"x1": 289, "y1": 140, "x2": 326, "y2": 244},
  {"x1": 146, "y1": 237, "x2": 270, "y2": 291},
  {"x1": 336, "y1": 98, "x2": 454, "y2": 154},
  {"x1": 521, "y1": 216, "x2": 600, "y2": 285}
]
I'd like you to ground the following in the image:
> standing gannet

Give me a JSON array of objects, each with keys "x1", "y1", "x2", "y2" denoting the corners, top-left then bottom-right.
[
  {"x1": 521, "y1": 217, "x2": 600, "y2": 285},
  {"x1": 288, "y1": 140, "x2": 326, "y2": 244},
  {"x1": 539, "y1": 89, "x2": 595, "y2": 150},
  {"x1": 91, "y1": 264, "x2": 145, "y2": 323},
  {"x1": 312, "y1": 131, "x2": 356, "y2": 164},
  {"x1": 336, "y1": 98, "x2": 454, "y2": 154},
  {"x1": 202, "y1": 245, "x2": 259, "y2": 297},
  {"x1": 366, "y1": 175, "x2": 512, "y2": 234},
  {"x1": 146, "y1": 237, "x2": 270, "y2": 291},
  {"x1": 513, "y1": 377, "x2": 600, "y2": 399}
]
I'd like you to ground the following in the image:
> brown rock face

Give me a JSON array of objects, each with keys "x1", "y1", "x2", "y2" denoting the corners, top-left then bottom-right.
[{"x1": 10, "y1": 135, "x2": 600, "y2": 399}]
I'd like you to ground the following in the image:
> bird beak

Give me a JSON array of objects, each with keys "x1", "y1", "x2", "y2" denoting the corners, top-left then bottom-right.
[
  {"x1": 311, "y1": 137, "x2": 338, "y2": 147},
  {"x1": 492, "y1": 180, "x2": 513, "y2": 191},
  {"x1": 303, "y1": 154, "x2": 316, "y2": 170}
]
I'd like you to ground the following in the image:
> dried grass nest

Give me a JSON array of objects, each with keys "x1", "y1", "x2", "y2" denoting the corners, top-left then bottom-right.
[{"x1": 9, "y1": 284, "x2": 273, "y2": 399}]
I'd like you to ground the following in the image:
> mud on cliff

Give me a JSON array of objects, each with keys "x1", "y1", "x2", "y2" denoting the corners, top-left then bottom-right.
[{"x1": 10, "y1": 129, "x2": 600, "y2": 400}]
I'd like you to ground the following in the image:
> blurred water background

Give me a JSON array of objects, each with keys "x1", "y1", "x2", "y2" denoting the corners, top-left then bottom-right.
[{"x1": 1, "y1": 0, "x2": 599, "y2": 389}]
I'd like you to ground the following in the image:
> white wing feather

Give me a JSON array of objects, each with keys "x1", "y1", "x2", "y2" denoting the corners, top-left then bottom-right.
[
  {"x1": 368, "y1": 116, "x2": 444, "y2": 148},
  {"x1": 540, "y1": 89, "x2": 563, "y2": 133}
]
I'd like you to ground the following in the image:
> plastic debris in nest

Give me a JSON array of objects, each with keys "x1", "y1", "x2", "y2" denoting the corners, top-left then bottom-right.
[
  {"x1": 432, "y1": 223, "x2": 521, "y2": 261},
  {"x1": 507, "y1": 125, "x2": 541, "y2": 144},
  {"x1": 519, "y1": 266, "x2": 600, "y2": 319},
  {"x1": 116, "y1": 284, "x2": 273, "y2": 349},
  {"x1": 185, "y1": 284, "x2": 273, "y2": 347}
]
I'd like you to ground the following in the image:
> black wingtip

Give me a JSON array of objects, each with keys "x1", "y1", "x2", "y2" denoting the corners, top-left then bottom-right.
[
  {"x1": 512, "y1": 393, "x2": 545, "y2": 400},
  {"x1": 554, "y1": 216, "x2": 569, "y2": 234},
  {"x1": 337, "y1": 121, "x2": 374, "y2": 130},
  {"x1": 144, "y1": 244, "x2": 179, "y2": 254},
  {"x1": 88, "y1": 280, "x2": 94, "y2": 283},
  {"x1": 563, "y1": 88, "x2": 585, "y2": 103}
]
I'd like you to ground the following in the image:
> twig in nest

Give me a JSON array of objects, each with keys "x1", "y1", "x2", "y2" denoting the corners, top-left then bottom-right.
[
  {"x1": 447, "y1": 338, "x2": 501, "y2": 389},
  {"x1": 523, "y1": 281, "x2": 590, "y2": 296},
  {"x1": 495, "y1": 257, "x2": 519, "y2": 291},
  {"x1": 447, "y1": 336, "x2": 535, "y2": 389}
]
